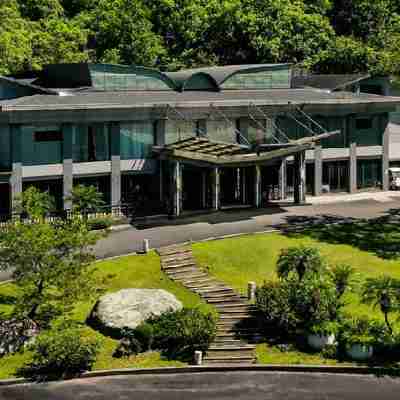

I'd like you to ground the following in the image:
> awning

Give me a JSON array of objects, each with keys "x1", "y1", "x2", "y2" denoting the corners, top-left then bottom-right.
[{"x1": 153, "y1": 130, "x2": 339, "y2": 167}]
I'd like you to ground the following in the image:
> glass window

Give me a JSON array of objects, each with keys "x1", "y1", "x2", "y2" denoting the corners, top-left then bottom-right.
[
  {"x1": 356, "y1": 118, "x2": 373, "y2": 130},
  {"x1": 357, "y1": 159, "x2": 382, "y2": 189},
  {"x1": 21, "y1": 125, "x2": 62, "y2": 166},
  {"x1": 73, "y1": 124, "x2": 110, "y2": 162},
  {"x1": 0, "y1": 125, "x2": 11, "y2": 171},
  {"x1": 221, "y1": 68, "x2": 291, "y2": 90},
  {"x1": 120, "y1": 121, "x2": 154, "y2": 159},
  {"x1": 207, "y1": 121, "x2": 235, "y2": 143},
  {"x1": 90, "y1": 65, "x2": 173, "y2": 91},
  {"x1": 165, "y1": 120, "x2": 197, "y2": 144}
]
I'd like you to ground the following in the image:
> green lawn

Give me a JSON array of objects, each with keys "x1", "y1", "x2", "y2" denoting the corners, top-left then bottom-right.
[
  {"x1": 0, "y1": 251, "x2": 212, "y2": 379},
  {"x1": 192, "y1": 232, "x2": 400, "y2": 365}
]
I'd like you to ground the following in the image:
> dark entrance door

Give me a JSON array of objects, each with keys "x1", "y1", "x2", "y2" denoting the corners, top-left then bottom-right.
[
  {"x1": 322, "y1": 161, "x2": 349, "y2": 192},
  {"x1": 182, "y1": 166, "x2": 204, "y2": 210},
  {"x1": 0, "y1": 183, "x2": 10, "y2": 217},
  {"x1": 220, "y1": 167, "x2": 250, "y2": 207}
]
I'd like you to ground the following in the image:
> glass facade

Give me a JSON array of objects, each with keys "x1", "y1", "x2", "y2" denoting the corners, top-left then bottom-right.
[
  {"x1": 207, "y1": 120, "x2": 235, "y2": 143},
  {"x1": 0, "y1": 125, "x2": 11, "y2": 171},
  {"x1": 165, "y1": 120, "x2": 197, "y2": 144},
  {"x1": 21, "y1": 125, "x2": 62, "y2": 165},
  {"x1": 73, "y1": 124, "x2": 110, "y2": 162},
  {"x1": 352, "y1": 116, "x2": 382, "y2": 147},
  {"x1": 247, "y1": 119, "x2": 275, "y2": 145},
  {"x1": 357, "y1": 159, "x2": 382, "y2": 189},
  {"x1": 322, "y1": 161, "x2": 349, "y2": 192},
  {"x1": 120, "y1": 121, "x2": 154, "y2": 159},
  {"x1": 221, "y1": 68, "x2": 291, "y2": 90},
  {"x1": 90, "y1": 65, "x2": 173, "y2": 91}
]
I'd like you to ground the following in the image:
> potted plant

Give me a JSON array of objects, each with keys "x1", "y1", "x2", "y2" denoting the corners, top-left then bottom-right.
[
  {"x1": 341, "y1": 317, "x2": 375, "y2": 361},
  {"x1": 307, "y1": 321, "x2": 338, "y2": 351}
]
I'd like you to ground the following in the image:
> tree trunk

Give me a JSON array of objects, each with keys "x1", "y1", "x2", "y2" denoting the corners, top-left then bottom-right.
[
  {"x1": 384, "y1": 311, "x2": 393, "y2": 335},
  {"x1": 27, "y1": 279, "x2": 44, "y2": 321}
]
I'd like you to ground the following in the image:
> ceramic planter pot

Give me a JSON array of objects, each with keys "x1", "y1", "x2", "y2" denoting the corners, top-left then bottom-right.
[
  {"x1": 307, "y1": 333, "x2": 336, "y2": 351},
  {"x1": 346, "y1": 344, "x2": 374, "y2": 361}
]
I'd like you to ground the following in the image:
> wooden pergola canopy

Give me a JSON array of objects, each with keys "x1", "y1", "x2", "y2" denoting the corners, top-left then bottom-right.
[{"x1": 153, "y1": 130, "x2": 339, "y2": 167}]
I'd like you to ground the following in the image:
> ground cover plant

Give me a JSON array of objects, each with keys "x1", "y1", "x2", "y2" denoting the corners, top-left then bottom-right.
[
  {"x1": 0, "y1": 252, "x2": 212, "y2": 379},
  {"x1": 192, "y1": 232, "x2": 400, "y2": 365}
]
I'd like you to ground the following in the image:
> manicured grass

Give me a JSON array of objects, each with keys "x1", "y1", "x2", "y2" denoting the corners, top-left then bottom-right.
[
  {"x1": 0, "y1": 251, "x2": 211, "y2": 379},
  {"x1": 192, "y1": 232, "x2": 400, "y2": 365}
]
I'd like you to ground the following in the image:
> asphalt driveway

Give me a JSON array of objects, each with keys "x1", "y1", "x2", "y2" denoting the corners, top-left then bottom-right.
[{"x1": 1, "y1": 371, "x2": 399, "y2": 400}]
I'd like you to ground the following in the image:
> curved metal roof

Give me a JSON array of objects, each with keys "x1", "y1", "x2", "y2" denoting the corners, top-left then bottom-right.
[{"x1": 166, "y1": 64, "x2": 290, "y2": 91}]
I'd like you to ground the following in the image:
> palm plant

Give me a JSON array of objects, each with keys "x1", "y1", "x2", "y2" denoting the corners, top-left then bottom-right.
[
  {"x1": 276, "y1": 246, "x2": 326, "y2": 282},
  {"x1": 331, "y1": 264, "x2": 355, "y2": 298},
  {"x1": 68, "y1": 185, "x2": 105, "y2": 217},
  {"x1": 361, "y1": 276, "x2": 400, "y2": 335}
]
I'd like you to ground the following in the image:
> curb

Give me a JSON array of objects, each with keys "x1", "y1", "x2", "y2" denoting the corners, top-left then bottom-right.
[{"x1": 1, "y1": 364, "x2": 399, "y2": 386}]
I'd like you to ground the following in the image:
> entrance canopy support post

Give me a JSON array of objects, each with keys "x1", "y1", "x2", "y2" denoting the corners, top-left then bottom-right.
[
  {"x1": 349, "y1": 142, "x2": 357, "y2": 193},
  {"x1": 278, "y1": 159, "x2": 287, "y2": 200},
  {"x1": 254, "y1": 165, "x2": 261, "y2": 208},
  {"x1": 211, "y1": 167, "x2": 220, "y2": 211},
  {"x1": 314, "y1": 146, "x2": 322, "y2": 196},
  {"x1": 172, "y1": 161, "x2": 182, "y2": 217},
  {"x1": 294, "y1": 151, "x2": 306, "y2": 204}
]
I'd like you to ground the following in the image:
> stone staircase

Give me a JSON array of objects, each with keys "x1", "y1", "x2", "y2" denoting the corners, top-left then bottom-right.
[{"x1": 157, "y1": 244, "x2": 257, "y2": 365}]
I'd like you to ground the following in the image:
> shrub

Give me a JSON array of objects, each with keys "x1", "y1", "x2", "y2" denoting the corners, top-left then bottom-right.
[
  {"x1": 255, "y1": 281, "x2": 297, "y2": 336},
  {"x1": 277, "y1": 246, "x2": 326, "y2": 282},
  {"x1": 148, "y1": 308, "x2": 216, "y2": 361},
  {"x1": 255, "y1": 275, "x2": 340, "y2": 337},
  {"x1": 87, "y1": 216, "x2": 113, "y2": 231},
  {"x1": 18, "y1": 323, "x2": 100, "y2": 381},
  {"x1": 113, "y1": 324, "x2": 154, "y2": 358},
  {"x1": 339, "y1": 316, "x2": 384, "y2": 348}
]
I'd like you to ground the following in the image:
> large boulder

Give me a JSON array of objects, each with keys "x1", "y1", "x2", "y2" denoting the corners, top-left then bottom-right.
[{"x1": 88, "y1": 289, "x2": 182, "y2": 336}]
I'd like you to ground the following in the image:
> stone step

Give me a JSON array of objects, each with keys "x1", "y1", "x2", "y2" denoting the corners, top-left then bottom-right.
[
  {"x1": 206, "y1": 297, "x2": 245, "y2": 304},
  {"x1": 162, "y1": 261, "x2": 197, "y2": 270},
  {"x1": 167, "y1": 270, "x2": 207, "y2": 279},
  {"x1": 214, "y1": 303, "x2": 255, "y2": 311},
  {"x1": 201, "y1": 291, "x2": 243, "y2": 299},
  {"x1": 161, "y1": 254, "x2": 194, "y2": 263},
  {"x1": 212, "y1": 339, "x2": 245, "y2": 346},
  {"x1": 206, "y1": 349, "x2": 255, "y2": 358},
  {"x1": 218, "y1": 313, "x2": 250, "y2": 319},
  {"x1": 184, "y1": 280, "x2": 224, "y2": 289},
  {"x1": 164, "y1": 266, "x2": 199, "y2": 275},
  {"x1": 158, "y1": 248, "x2": 191, "y2": 257},
  {"x1": 203, "y1": 356, "x2": 255, "y2": 364},
  {"x1": 194, "y1": 287, "x2": 235, "y2": 295}
]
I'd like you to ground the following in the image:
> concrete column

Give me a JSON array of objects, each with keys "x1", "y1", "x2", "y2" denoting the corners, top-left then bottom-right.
[
  {"x1": 241, "y1": 168, "x2": 246, "y2": 204},
  {"x1": 349, "y1": 142, "x2": 357, "y2": 193},
  {"x1": 211, "y1": 167, "x2": 220, "y2": 211},
  {"x1": 62, "y1": 124, "x2": 74, "y2": 210},
  {"x1": 172, "y1": 161, "x2": 182, "y2": 217},
  {"x1": 278, "y1": 159, "x2": 287, "y2": 200},
  {"x1": 314, "y1": 145, "x2": 322, "y2": 196},
  {"x1": 110, "y1": 123, "x2": 121, "y2": 210},
  {"x1": 155, "y1": 119, "x2": 166, "y2": 146},
  {"x1": 294, "y1": 151, "x2": 306, "y2": 204},
  {"x1": 254, "y1": 165, "x2": 261, "y2": 207},
  {"x1": 10, "y1": 125, "x2": 22, "y2": 212},
  {"x1": 382, "y1": 119, "x2": 390, "y2": 191}
]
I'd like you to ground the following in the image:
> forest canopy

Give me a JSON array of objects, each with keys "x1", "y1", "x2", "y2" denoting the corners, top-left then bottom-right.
[{"x1": 0, "y1": 0, "x2": 399, "y2": 76}]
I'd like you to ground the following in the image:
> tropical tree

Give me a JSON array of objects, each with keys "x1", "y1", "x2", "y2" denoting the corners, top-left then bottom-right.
[
  {"x1": 361, "y1": 276, "x2": 400, "y2": 334},
  {"x1": 68, "y1": 184, "x2": 105, "y2": 215},
  {"x1": 277, "y1": 246, "x2": 326, "y2": 281},
  {"x1": 330, "y1": 264, "x2": 355, "y2": 298},
  {"x1": 0, "y1": 215, "x2": 101, "y2": 325},
  {"x1": 14, "y1": 186, "x2": 55, "y2": 220}
]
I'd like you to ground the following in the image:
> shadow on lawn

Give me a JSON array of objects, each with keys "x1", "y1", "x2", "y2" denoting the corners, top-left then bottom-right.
[{"x1": 278, "y1": 209, "x2": 400, "y2": 260}]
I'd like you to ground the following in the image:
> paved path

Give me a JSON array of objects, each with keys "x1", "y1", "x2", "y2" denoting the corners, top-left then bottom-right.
[
  {"x1": 94, "y1": 196, "x2": 400, "y2": 259},
  {"x1": 1, "y1": 195, "x2": 399, "y2": 282},
  {"x1": 1, "y1": 371, "x2": 400, "y2": 399}
]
